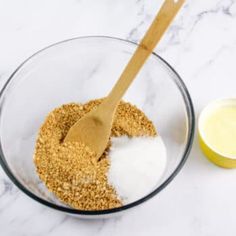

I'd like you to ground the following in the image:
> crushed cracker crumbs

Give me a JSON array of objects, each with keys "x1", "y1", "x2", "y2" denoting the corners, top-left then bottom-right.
[{"x1": 34, "y1": 99, "x2": 156, "y2": 210}]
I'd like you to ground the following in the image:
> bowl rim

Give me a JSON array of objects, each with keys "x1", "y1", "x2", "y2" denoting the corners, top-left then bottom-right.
[{"x1": 0, "y1": 35, "x2": 195, "y2": 215}]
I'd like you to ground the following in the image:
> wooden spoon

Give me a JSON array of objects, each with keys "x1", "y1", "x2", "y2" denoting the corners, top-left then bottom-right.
[{"x1": 64, "y1": 0, "x2": 185, "y2": 158}]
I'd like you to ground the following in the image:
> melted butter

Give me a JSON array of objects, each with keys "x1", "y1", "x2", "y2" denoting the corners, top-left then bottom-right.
[{"x1": 203, "y1": 105, "x2": 236, "y2": 157}]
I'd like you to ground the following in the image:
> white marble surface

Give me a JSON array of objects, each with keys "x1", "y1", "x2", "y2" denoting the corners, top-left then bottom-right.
[{"x1": 1, "y1": 0, "x2": 236, "y2": 235}]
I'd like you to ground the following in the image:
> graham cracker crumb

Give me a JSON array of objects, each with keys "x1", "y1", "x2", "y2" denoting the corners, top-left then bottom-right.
[{"x1": 34, "y1": 99, "x2": 156, "y2": 210}]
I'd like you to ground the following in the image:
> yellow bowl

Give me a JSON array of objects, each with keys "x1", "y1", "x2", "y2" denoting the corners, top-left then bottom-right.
[{"x1": 198, "y1": 98, "x2": 236, "y2": 168}]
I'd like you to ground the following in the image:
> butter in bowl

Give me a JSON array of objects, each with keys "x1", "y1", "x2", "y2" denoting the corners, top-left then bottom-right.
[{"x1": 198, "y1": 98, "x2": 236, "y2": 168}]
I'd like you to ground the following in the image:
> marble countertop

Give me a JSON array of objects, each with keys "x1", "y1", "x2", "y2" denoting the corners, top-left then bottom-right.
[{"x1": 1, "y1": 0, "x2": 236, "y2": 235}]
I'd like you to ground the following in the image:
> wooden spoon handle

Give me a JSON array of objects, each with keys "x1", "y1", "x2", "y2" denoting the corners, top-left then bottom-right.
[{"x1": 105, "y1": 0, "x2": 185, "y2": 109}]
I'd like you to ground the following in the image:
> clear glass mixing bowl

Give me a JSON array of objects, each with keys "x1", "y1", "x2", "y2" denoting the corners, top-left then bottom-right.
[{"x1": 0, "y1": 36, "x2": 194, "y2": 218}]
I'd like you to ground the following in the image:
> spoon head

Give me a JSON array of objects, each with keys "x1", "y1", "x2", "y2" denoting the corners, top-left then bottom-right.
[{"x1": 64, "y1": 111, "x2": 112, "y2": 159}]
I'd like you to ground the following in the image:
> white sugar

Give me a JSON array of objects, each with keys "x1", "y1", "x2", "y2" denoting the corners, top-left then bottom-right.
[{"x1": 108, "y1": 136, "x2": 167, "y2": 204}]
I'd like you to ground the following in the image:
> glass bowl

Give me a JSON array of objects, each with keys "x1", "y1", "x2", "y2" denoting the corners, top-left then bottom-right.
[{"x1": 0, "y1": 36, "x2": 194, "y2": 218}]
